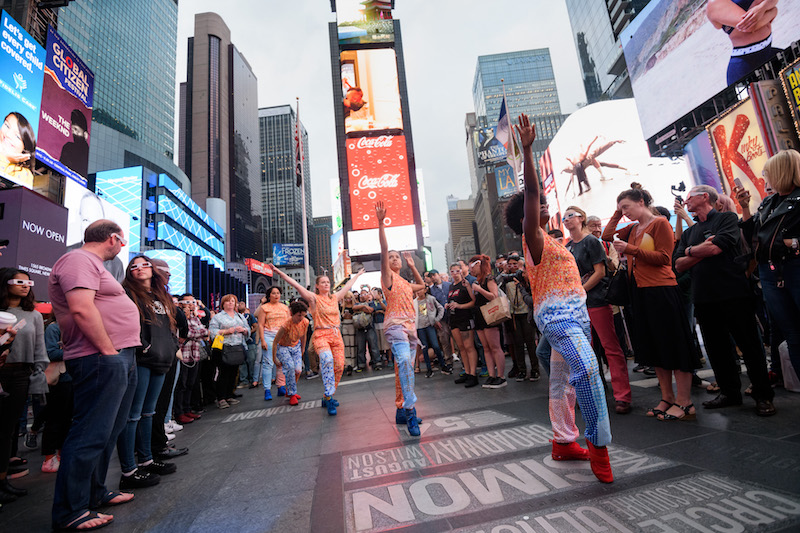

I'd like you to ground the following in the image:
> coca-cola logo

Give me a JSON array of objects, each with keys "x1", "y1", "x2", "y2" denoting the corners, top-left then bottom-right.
[
  {"x1": 356, "y1": 135, "x2": 394, "y2": 149},
  {"x1": 357, "y1": 174, "x2": 399, "y2": 190}
]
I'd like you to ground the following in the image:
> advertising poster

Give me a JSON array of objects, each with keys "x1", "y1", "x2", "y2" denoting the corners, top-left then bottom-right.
[
  {"x1": 683, "y1": 130, "x2": 723, "y2": 193},
  {"x1": 0, "y1": 187, "x2": 67, "y2": 289},
  {"x1": 707, "y1": 97, "x2": 770, "y2": 212},
  {"x1": 475, "y1": 125, "x2": 506, "y2": 167},
  {"x1": 545, "y1": 99, "x2": 690, "y2": 226},
  {"x1": 780, "y1": 58, "x2": 800, "y2": 140},
  {"x1": 335, "y1": 0, "x2": 394, "y2": 45},
  {"x1": 63, "y1": 178, "x2": 131, "y2": 278},
  {"x1": 340, "y1": 48, "x2": 403, "y2": 135},
  {"x1": 495, "y1": 164, "x2": 519, "y2": 198},
  {"x1": 622, "y1": 0, "x2": 800, "y2": 140},
  {"x1": 36, "y1": 26, "x2": 93, "y2": 186},
  {"x1": 272, "y1": 243, "x2": 305, "y2": 267},
  {"x1": 0, "y1": 10, "x2": 45, "y2": 189}
]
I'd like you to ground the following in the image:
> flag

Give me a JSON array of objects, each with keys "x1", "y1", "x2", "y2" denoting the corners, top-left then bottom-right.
[
  {"x1": 294, "y1": 104, "x2": 303, "y2": 187},
  {"x1": 494, "y1": 96, "x2": 522, "y2": 175}
]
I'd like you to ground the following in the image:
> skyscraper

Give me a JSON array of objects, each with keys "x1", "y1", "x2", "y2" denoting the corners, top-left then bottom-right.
[
  {"x1": 565, "y1": 0, "x2": 652, "y2": 102},
  {"x1": 57, "y1": 0, "x2": 187, "y2": 188},
  {"x1": 180, "y1": 12, "x2": 263, "y2": 263},
  {"x1": 311, "y1": 216, "x2": 333, "y2": 277},
  {"x1": 258, "y1": 105, "x2": 311, "y2": 258}
]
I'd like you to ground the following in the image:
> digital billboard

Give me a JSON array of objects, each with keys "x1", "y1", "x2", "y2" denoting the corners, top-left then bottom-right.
[
  {"x1": 341, "y1": 48, "x2": 402, "y2": 135},
  {"x1": 707, "y1": 97, "x2": 770, "y2": 212},
  {"x1": 95, "y1": 167, "x2": 145, "y2": 252},
  {"x1": 780, "y1": 58, "x2": 800, "y2": 140},
  {"x1": 272, "y1": 243, "x2": 305, "y2": 267},
  {"x1": 335, "y1": 0, "x2": 394, "y2": 45},
  {"x1": 622, "y1": 0, "x2": 800, "y2": 140},
  {"x1": 36, "y1": 26, "x2": 93, "y2": 186},
  {"x1": 0, "y1": 10, "x2": 45, "y2": 189},
  {"x1": 683, "y1": 130, "x2": 723, "y2": 193},
  {"x1": 63, "y1": 178, "x2": 131, "y2": 279},
  {"x1": 542, "y1": 100, "x2": 691, "y2": 227}
]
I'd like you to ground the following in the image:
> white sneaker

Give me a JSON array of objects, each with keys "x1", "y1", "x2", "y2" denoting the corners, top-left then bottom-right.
[
  {"x1": 164, "y1": 420, "x2": 183, "y2": 433},
  {"x1": 167, "y1": 433, "x2": 176, "y2": 441},
  {"x1": 41, "y1": 455, "x2": 60, "y2": 473}
]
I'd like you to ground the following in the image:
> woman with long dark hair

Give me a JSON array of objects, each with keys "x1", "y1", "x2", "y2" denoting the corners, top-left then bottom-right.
[
  {"x1": 0, "y1": 112, "x2": 36, "y2": 187},
  {"x1": 117, "y1": 256, "x2": 179, "y2": 490},
  {"x1": 603, "y1": 184, "x2": 701, "y2": 422},
  {"x1": 0, "y1": 268, "x2": 47, "y2": 502},
  {"x1": 469, "y1": 254, "x2": 507, "y2": 388},
  {"x1": 447, "y1": 263, "x2": 479, "y2": 388},
  {"x1": 256, "y1": 286, "x2": 289, "y2": 400}
]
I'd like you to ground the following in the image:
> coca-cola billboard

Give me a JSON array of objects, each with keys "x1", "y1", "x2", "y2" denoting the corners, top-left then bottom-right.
[{"x1": 347, "y1": 134, "x2": 414, "y2": 231}]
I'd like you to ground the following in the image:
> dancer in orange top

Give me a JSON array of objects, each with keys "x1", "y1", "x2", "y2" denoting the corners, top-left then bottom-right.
[{"x1": 272, "y1": 265, "x2": 365, "y2": 415}]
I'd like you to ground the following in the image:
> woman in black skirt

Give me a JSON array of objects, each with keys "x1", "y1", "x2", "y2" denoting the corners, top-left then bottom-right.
[{"x1": 603, "y1": 183, "x2": 701, "y2": 421}]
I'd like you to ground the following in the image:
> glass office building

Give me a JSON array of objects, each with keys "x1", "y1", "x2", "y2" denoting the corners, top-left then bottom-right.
[{"x1": 258, "y1": 105, "x2": 312, "y2": 257}]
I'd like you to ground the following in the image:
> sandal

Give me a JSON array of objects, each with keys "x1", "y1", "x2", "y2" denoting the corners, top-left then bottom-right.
[
  {"x1": 646, "y1": 399, "x2": 673, "y2": 417},
  {"x1": 56, "y1": 511, "x2": 113, "y2": 531},
  {"x1": 658, "y1": 403, "x2": 696, "y2": 421},
  {"x1": 95, "y1": 490, "x2": 134, "y2": 507},
  {"x1": 706, "y1": 382, "x2": 720, "y2": 393}
]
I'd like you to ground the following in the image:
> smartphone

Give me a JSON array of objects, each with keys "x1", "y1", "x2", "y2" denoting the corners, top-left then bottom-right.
[{"x1": 733, "y1": 178, "x2": 743, "y2": 189}]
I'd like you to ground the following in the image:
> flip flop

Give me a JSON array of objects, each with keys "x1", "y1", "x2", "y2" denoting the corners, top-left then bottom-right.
[
  {"x1": 95, "y1": 490, "x2": 134, "y2": 507},
  {"x1": 57, "y1": 511, "x2": 113, "y2": 531}
]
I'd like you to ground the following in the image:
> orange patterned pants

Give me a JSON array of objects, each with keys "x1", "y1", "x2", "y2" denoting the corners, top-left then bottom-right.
[{"x1": 313, "y1": 328, "x2": 345, "y2": 397}]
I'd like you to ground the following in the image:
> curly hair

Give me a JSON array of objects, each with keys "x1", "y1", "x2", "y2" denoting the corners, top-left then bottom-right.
[{"x1": 505, "y1": 191, "x2": 547, "y2": 235}]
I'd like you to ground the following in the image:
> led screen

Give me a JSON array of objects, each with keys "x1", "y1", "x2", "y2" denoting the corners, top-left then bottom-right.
[
  {"x1": 622, "y1": 0, "x2": 800, "y2": 140},
  {"x1": 272, "y1": 243, "x2": 305, "y2": 267},
  {"x1": 335, "y1": 0, "x2": 394, "y2": 45},
  {"x1": 341, "y1": 49, "x2": 402, "y2": 135},
  {"x1": 0, "y1": 10, "x2": 45, "y2": 189},
  {"x1": 36, "y1": 26, "x2": 93, "y2": 186}
]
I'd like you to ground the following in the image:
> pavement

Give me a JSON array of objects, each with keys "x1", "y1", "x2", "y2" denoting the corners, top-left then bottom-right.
[{"x1": 3, "y1": 359, "x2": 800, "y2": 532}]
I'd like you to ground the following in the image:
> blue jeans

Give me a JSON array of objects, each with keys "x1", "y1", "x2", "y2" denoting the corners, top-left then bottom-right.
[
  {"x1": 356, "y1": 326, "x2": 379, "y2": 368},
  {"x1": 52, "y1": 348, "x2": 137, "y2": 528},
  {"x1": 259, "y1": 331, "x2": 278, "y2": 389},
  {"x1": 240, "y1": 342, "x2": 258, "y2": 383},
  {"x1": 536, "y1": 335, "x2": 551, "y2": 377},
  {"x1": 417, "y1": 326, "x2": 445, "y2": 371},
  {"x1": 117, "y1": 365, "x2": 166, "y2": 473},
  {"x1": 759, "y1": 260, "x2": 800, "y2": 378}
]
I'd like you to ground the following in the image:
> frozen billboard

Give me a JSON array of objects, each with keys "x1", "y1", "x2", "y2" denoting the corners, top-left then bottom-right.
[
  {"x1": 36, "y1": 25, "x2": 94, "y2": 186},
  {"x1": 622, "y1": 0, "x2": 800, "y2": 140},
  {"x1": 0, "y1": 10, "x2": 45, "y2": 189}
]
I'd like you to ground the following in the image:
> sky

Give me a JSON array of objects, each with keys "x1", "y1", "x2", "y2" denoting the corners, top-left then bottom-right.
[{"x1": 175, "y1": 1, "x2": 587, "y2": 270}]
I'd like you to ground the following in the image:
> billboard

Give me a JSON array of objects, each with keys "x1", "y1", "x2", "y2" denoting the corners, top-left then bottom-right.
[
  {"x1": 145, "y1": 249, "x2": 187, "y2": 295},
  {"x1": 621, "y1": 0, "x2": 800, "y2": 140},
  {"x1": 95, "y1": 167, "x2": 145, "y2": 252},
  {"x1": 0, "y1": 10, "x2": 45, "y2": 189},
  {"x1": 0, "y1": 187, "x2": 67, "y2": 289},
  {"x1": 341, "y1": 48, "x2": 402, "y2": 135},
  {"x1": 542, "y1": 100, "x2": 691, "y2": 227},
  {"x1": 708, "y1": 97, "x2": 770, "y2": 212},
  {"x1": 272, "y1": 243, "x2": 305, "y2": 267},
  {"x1": 780, "y1": 58, "x2": 800, "y2": 143},
  {"x1": 335, "y1": 0, "x2": 394, "y2": 45},
  {"x1": 495, "y1": 164, "x2": 519, "y2": 198},
  {"x1": 63, "y1": 178, "x2": 131, "y2": 278},
  {"x1": 475, "y1": 124, "x2": 507, "y2": 167},
  {"x1": 36, "y1": 26, "x2": 93, "y2": 186},
  {"x1": 683, "y1": 130, "x2": 723, "y2": 193}
]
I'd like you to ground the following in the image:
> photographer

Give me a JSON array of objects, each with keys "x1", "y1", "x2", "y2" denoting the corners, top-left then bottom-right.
[{"x1": 499, "y1": 255, "x2": 540, "y2": 382}]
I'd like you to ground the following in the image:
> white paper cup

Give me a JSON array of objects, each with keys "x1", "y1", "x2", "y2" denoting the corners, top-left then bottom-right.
[{"x1": 0, "y1": 311, "x2": 16, "y2": 329}]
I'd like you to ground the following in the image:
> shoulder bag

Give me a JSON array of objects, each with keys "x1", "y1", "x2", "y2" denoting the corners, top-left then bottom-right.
[
  {"x1": 480, "y1": 288, "x2": 512, "y2": 326},
  {"x1": 605, "y1": 263, "x2": 630, "y2": 306}
]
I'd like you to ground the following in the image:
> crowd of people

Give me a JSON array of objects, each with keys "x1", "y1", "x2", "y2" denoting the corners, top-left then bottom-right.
[{"x1": 0, "y1": 115, "x2": 798, "y2": 529}]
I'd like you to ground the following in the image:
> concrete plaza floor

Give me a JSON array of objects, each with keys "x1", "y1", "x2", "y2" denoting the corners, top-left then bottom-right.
[{"x1": 3, "y1": 359, "x2": 800, "y2": 532}]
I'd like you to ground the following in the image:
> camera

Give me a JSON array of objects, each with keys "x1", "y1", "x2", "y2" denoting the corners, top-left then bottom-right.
[{"x1": 671, "y1": 181, "x2": 686, "y2": 203}]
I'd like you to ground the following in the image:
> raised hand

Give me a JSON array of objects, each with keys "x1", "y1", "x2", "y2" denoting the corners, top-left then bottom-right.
[
  {"x1": 401, "y1": 251, "x2": 414, "y2": 264},
  {"x1": 375, "y1": 201, "x2": 387, "y2": 222},
  {"x1": 515, "y1": 113, "x2": 536, "y2": 149},
  {"x1": 355, "y1": 267, "x2": 366, "y2": 277}
]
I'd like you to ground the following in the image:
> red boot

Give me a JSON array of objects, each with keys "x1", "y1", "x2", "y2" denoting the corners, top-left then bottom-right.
[
  {"x1": 289, "y1": 395, "x2": 299, "y2": 406},
  {"x1": 551, "y1": 440, "x2": 589, "y2": 461},
  {"x1": 586, "y1": 440, "x2": 614, "y2": 483}
]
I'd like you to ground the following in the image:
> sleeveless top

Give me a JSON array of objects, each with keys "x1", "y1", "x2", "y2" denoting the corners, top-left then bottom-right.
[
  {"x1": 278, "y1": 317, "x2": 309, "y2": 346},
  {"x1": 474, "y1": 278, "x2": 492, "y2": 308},
  {"x1": 382, "y1": 272, "x2": 416, "y2": 328},
  {"x1": 522, "y1": 229, "x2": 587, "y2": 328},
  {"x1": 313, "y1": 293, "x2": 340, "y2": 329},
  {"x1": 447, "y1": 280, "x2": 474, "y2": 323},
  {"x1": 261, "y1": 302, "x2": 290, "y2": 332}
]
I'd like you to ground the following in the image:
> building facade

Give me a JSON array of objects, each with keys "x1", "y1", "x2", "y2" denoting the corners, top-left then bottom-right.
[
  {"x1": 565, "y1": 0, "x2": 652, "y2": 102},
  {"x1": 180, "y1": 12, "x2": 263, "y2": 263},
  {"x1": 446, "y1": 199, "x2": 476, "y2": 265},
  {"x1": 311, "y1": 216, "x2": 333, "y2": 278},
  {"x1": 57, "y1": 0, "x2": 187, "y2": 189},
  {"x1": 258, "y1": 105, "x2": 312, "y2": 257}
]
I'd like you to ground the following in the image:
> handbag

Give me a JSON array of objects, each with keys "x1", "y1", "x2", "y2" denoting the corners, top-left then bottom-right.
[
  {"x1": 221, "y1": 343, "x2": 246, "y2": 366},
  {"x1": 605, "y1": 263, "x2": 630, "y2": 306},
  {"x1": 44, "y1": 361, "x2": 66, "y2": 386},
  {"x1": 211, "y1": 334, "x2": 224, "y2": 351},
  {"x1": 480, "y1": 289, "x2": 512, "y2": 326}
]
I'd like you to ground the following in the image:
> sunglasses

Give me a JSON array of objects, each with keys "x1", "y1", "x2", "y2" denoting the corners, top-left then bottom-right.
[
  {"x1": 7, "y1": 279, "x2": 34, "y2": 287},
  {"x1": 111, "y1": 233, "x2": 127, "y2": 246},
  {"x1": 130, "y1": 261, "x2": 152, "y2": 271},
  {"x1": 564, "y1": 212, "x2": 582, "y2": 220}
]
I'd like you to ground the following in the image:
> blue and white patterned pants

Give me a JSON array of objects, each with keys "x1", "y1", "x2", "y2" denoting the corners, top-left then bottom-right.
[{"x1": 277, "y1": 342, "x2": 303, "y2": 397}]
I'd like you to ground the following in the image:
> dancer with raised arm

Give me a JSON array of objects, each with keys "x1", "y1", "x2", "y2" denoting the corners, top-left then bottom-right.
[
  {"x1": 504, "y1": 113, "x2": 613, "y2": 483},
  {"x1": 271, "y1": 266, "x2": 365, "y2": 415},
  {"x1": 375, "y1": 202, "x2": 426, "y2": 437}
]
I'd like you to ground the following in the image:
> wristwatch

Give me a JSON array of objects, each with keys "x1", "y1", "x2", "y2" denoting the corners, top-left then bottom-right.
[{"x1": 686, "y1": 246, "x2": 693, "y2": 257}]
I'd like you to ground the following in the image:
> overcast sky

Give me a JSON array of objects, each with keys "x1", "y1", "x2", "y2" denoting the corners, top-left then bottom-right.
[{"x1": 175, "y1": 1, "x2": 587, "y2": 269}]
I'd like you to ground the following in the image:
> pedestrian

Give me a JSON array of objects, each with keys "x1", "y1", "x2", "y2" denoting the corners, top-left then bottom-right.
[
  {"x1": 469, "y1": 255, "x2": 507, "y2": 388},
  {"x1": 501, "y1": 255, "x2": 541, "y2": 382},
  {"x1": 414, "y1": 287, "x2": 447, "y2": 377},
  {"x1": 426, "y1": 270, "x2": 454, "y2": 369},
  {"x1": 271, "y1": 266, "x2": 365, "y2": 415},
  {"x1": 272, "y1": 300, "x2": 309, "y2": 406},
  {"x1": 237, "y1": 301, "x2": 259, "y2": 389},
  {"x1": 448, "y1": 264, "x2": 479, "y2": 387},
  {"x1": 603, "y1": 183, "x2": 701, "y2": 423},
  {"x1": 173, "y1": 294, "x2": 208, "y2": 425},
  {"x1": 49, "y1": 219, "x2": 141, "y2": 530},
  {"x1": 353, "y1": 290, "x2": 379, "y2": 372},
  {"x1": 369, "y1": 288, "x2": 389, "y2": 369},
  {"x1": 375, "y1": 202, "x2": 426, "y2": 436},
  {"x1": 39, "y1": 316, "x2": 72, "y2": 474},
  {"x1": 116, "y1": 255, "x2": 179, "y2": 490},
  {"x1": 508, "y1": 113, "x2": 613, "y2": 483},
  {"x1": 256, "y1": 286, "x2": 290, "y2": 401},
  {"x1": 209, "y1": 295, "x2": 249, "y2": 409}
]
